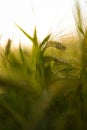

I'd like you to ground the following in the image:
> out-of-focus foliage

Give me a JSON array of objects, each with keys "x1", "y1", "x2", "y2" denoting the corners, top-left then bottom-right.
[{"x1": 0, "y1": 0, "x2": 87, "y2": 130}]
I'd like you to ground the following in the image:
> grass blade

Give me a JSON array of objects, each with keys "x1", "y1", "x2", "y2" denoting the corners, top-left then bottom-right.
[
  {"x1": 5, "y1": 38, "x2": 11, "y2": 56},
  {"x1": 40, "y1": 34, "x2": 51, "y2": 48},
  {"x1": 33, "y1": 27, "x2": 38, "y2": 46},
  {"x1": 16, "y1": 24, "x2": 33, "y2": 42}
]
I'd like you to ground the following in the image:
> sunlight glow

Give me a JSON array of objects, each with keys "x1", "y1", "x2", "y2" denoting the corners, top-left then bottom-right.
[{"x1": 0, "y1": 0, "x2": 75, "y2": 47}]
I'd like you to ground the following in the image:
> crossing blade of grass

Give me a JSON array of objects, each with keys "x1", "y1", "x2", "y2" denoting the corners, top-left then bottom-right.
[
  {"x1": 16, "y1": 24, "x2": 33, "y2": 43},
  {"x1": 39, "y1": 34, "x2": 51, "y2": 49},
  {"x1": 0, "y1": 74, "x2": 35, "y2": 93}
]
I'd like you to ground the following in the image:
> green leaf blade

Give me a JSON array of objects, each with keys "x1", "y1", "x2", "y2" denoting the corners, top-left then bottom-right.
[
  {"x1": 16, "y1": 24, "x2": 33, "y2": 42},
  {"x1": 40, "y1": 34, "x2": 51, "y2": 48}
]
